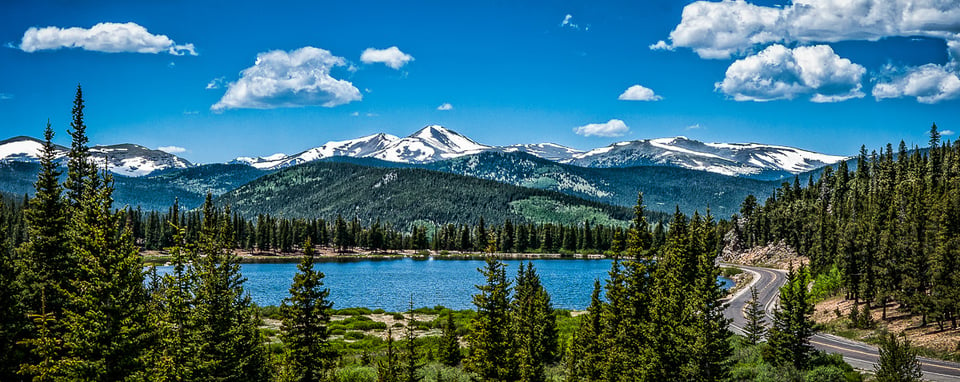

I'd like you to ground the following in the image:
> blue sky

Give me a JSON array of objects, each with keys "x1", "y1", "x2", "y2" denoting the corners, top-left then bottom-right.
[{"x1": 1, "y1": 0, "x2": 959, "y2": 163}]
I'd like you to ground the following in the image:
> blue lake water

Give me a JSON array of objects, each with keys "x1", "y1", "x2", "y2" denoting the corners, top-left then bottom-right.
[{"x1": 152, "y1": 258, "x2": 733, "y2": 311}]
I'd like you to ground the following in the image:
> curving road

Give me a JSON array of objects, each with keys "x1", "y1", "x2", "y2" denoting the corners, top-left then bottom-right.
[{"x1": 722, "y1": 263, "x2": 960, "y2": 382}]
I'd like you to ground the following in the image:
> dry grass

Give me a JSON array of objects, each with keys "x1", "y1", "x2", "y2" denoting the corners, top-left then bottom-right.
[{"x1": 814, "y1": 296, "x2": 960, "y2": 358}]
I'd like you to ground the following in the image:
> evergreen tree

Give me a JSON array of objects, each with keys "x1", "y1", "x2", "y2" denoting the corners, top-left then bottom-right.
[
  {"x1": 150, "y1": 225, "x2": 198, "y2": 381},
  {"x1": 20, "y1": 120, "x2": 71, "y2": 317},
  {"x1": 874, "y1": 331, "x2": 922, "y2": 382},
  {"x1": 192, "y1": 200, "x2": 269, "y2": 381},
  {"x1": 511, "y1": 262, "x2": 557, "y2": 382},
  {"x1": 465, "y1": 258, "x2": 516, "y2": 381},
  {"x1": 768, "y1": 264, "x2": 815, "y2": 370},
  {"x1": 625, "y1": 192, "x2": 653, "y2": 258},
  {"x1": 378, "y1": 328, "x2": 400, "y2": 382},
  {"x1": 0, "y1": 200, "x2": 25, "y2": 380},
  {"x1": 564, "y1": 280, "x2": 603, "y2": 382},
  {"x1": 401, "y1": 299, "x2": 423, "y2": 382},
  {"x1": 63, "y1": 85, "x2": 95, "y2": 211},
  {"x1": 280, "y1": 238, "x2": 336, "y2": 382},
  {"x1": 56, "y1": 170, "x2": 154, "y2": 380},
  {"x1": 436, "y1": 314, "x2": 462, "y2": 367},
  {"x1": 743, "y1": 287, "x2": 766, "y2": 345}
]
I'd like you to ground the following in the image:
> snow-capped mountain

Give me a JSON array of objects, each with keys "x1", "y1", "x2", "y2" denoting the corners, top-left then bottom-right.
[
  {"x1": 566, "y1": 136, "x2": 846, "y2": 178},
  {"x1": 371, "y1": 125, "x2": 490, "y2": 163},
  {"x1": 229, "y1": 127, "x2": 845, "y2": 178},
  {"x1": 90, "y1": 144, "x2": 193, "y2": 177},
  {"x1": 497, "y1": 143, "x2": 583, "y2": 162},
  {"x1": 233, "y1": 125, "x2": 490, "y2": 169},
  {"x1": 0, "y1": 136, "x2": 68, "y2": 162},
  {"x1": 0, "y1": 136, "x2": 193, "y2": 177},
  {"x1": 231, "y1": 133, "x2": 399, "y2": 169}
]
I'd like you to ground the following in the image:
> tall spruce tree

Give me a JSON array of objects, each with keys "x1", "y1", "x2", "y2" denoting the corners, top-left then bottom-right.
[
  {"x1": 743, "y1": 287, "x2": 766, "y2": 345},
  {"x1": 465, "y1": 258, "x2": 516, "y2": 381},
  {"x1": 401, "y1": 299, "x2": 423, "y2": 382},
  {"x1": 0, "y1": 199, "x2": 24, "y2": 380},
  {"x1": 20, "y1": 120, "x2": 71, "y2": 316},
  {"x1": 192, "y1": 198, "x2": 269, "y2": 381},
  {"x1": 280, "y1": 238, "x2": 336, "y2": 382},
  {"x1": 564, "y1": 280, "x2": 603, "y2": 382},
  {"x1": 768, "y1": 264, "x2": 815, "y2": 370},
  {"x1": 511, "y1": 262, "x2": 557, "y2": 382}
]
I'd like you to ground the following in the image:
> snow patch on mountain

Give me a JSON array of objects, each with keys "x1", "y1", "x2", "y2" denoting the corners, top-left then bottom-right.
[{"x1": 1, "y1": 137, "x2": 192, "y2": 177}]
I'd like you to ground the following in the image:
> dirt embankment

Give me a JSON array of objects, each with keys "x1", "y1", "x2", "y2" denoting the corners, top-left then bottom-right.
[
  {"x1": 814, "y1": 297, "x2": 960, "y2": 358},
  {"x1": 721, "y1": 239, "x2": 809, "y2": 270}
]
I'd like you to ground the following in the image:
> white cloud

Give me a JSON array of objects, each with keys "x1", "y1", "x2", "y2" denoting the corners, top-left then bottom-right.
[
  {"x1": 0, "y1": 93, "x2": 12, "y2": 100},
  {"x1": 437, "y1": 103, "x2": 453, "y2": 111},
  {"x1": 158, "y1": 146, "x2": 186, "y2": 154},
  {"x1": 873, "y1": 64, "x2": 960, "y2": 104},
  {"x1": 360, "y1": 46, "x2": 414, "y2": 69},
  {"x1": 686, "y1": 123, "x2": 702, "y2": 130},
  {"x1": 20, "y1": 22, "x2": 197, "y2": 55},
  {"x1": 351, "y1": 111, "x2": 360, "y2": 117},
  {"x1": 206, "y1": 77, "x2": 227, "y2": 89},
  {"x1": 561, "y1": 14, "x2": 580, "y2": 30},
  {"x1": 661, "y1": 0, "x2": 960, "y2": 59},
  {"x1": 649, "y1": 40, "x2": 674, "y2": 51},
  {"x1": 211, "y1": 47, "x2": 361, "y2": 112},
  {"x1": 618, "y1": 84, "x2": 662, "y2": 101},
  {"x1": 942, "y1": 129, "x2": 956, "y2": 136},
  {"x1": 715, "y1": 44, "x2": 865, "y2": 102},
  {"x1": 574, "y1": 119, "x2": 630, "y2": 137}
]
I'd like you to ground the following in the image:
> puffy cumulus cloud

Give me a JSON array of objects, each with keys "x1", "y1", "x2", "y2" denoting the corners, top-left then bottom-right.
[
  {"x1": 618, "y1": 84, "x2": 663, "y2": 101},
  {"x1": 20, "y1": 22, "x2": 196, "y2": 55},
  {"x1": 158, "y1": 146, "x2": 187, "y2": 154},
  {"x1": 873, "y1": 64, "x2": 960, "y2": 104},
  {"x1": 942, "y1": 129, "x2": 956, "y2": 136},
  {"x1": 360, "y1": 46, "x2": 414, "y2": 69},
  {"x1": 211, "y1": 47, "x2": 361, "y2": 112},
  {"x1": 436, "y1": 103, "x2": 453, "y2": 111},
  {"x1": 715, "y1": 44, "x2": 865, "y2": 102},
  {"x1": 574, "y1": 119, "x2": 630, "y2": 137},
  {"x1": 661, "y1": 0, "x2": 960, "y2": 59}
]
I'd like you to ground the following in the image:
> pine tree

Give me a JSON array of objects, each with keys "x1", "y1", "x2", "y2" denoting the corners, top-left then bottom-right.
[
  {"x1": 564, "y1": 280, "x2": 603, "y2": 382},
  {"x1": 625, "y1": 192, "x2": 653, "y2": 258},
  {"x1": 280, "y1": 238, "x2": 336, "y2": 382},
  {"x1": 0, "y1": 200, "x2": 25, "y2": 380},
  {"x1": 768, "y1": 264, "x2": 815, "y2": 370},
  {"x1": 150, "y1": 225, "x2": 198, "y2": 381},
  {"x1": 465, "y1": 258, "x2": 516, "y2": 381},
  {"x1": 511, "y1": 262, "x2": 557, "y2": 382},
  {"x1": 378, "y1": 328, "x2": 400, "y2": 382},
  {"x1": 64, "y1": 85, "x2": 94, "y2": 210},
  {"x1": 20, "y1": 120, "x2": 72, "y2": 317},
  {"x1": 56, "y1": 170, "x2": 154, "y2": 380},
  {"x1": 743, "y1": 287, "x2": 766, "y2": 345},
  {"x1": 437, "y1": 313, "x2": 462, "y2": 367},
  {"x1": 401, "y1": 299, "x2": 423, "y2": 382},
  {"x1": 192, "y1": 200, "x2": 269, "y2": 381},
  {"x1": 874, "y1": 331, "x2": 922, "y2": 382}
]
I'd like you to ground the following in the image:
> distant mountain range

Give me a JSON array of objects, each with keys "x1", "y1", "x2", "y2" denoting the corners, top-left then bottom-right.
[
  {"x1": 227, "y1": 125, "x2": 846, "y2": 180},
  {"x1": 1, "y1": 125, "x2": 846, "y2": 180},
  {"x1": 0, "y1": 136, "x2": 192, "y2": 177},
  {"x1": 0, "y1": 125, "x2": 850, "y2": 221}
]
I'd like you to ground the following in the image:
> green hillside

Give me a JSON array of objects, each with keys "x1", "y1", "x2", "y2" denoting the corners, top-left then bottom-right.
[
  {"x1": 420, "y1": 151, "x2": 779, "y2": 216},
  {"x1": 0, "y1": 162, "x2": 268, "y2": 211},
  {"x1": 215, "y1": 161, "x2": 643, "y2": 227}
]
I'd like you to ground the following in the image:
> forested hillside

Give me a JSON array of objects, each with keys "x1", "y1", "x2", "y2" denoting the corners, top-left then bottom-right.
[
  {"x1": 0, "y1": 161, "x2": 268, "y2": 211},
  {"x1": 215, "y1": 160, "x2": 646, "y2": 227},
  {"x1": 734, "y1": 124, "x2": 960, "y2": 328}
]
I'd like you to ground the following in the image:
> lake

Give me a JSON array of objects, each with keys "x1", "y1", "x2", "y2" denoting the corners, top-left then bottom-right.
[{"x1": 152, "y1": 258, "x2": 733, "y2": 311}]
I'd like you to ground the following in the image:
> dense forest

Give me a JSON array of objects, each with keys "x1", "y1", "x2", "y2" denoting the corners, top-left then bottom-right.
[
  {"x1": 3, "y1": 86, "x2": 935, "y2": 381},
  {"x1": 733, "y1": 124, "x2": 960, "y2": 330}
]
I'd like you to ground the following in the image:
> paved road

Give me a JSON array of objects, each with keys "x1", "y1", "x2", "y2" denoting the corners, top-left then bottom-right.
[{"x1": 722, "y1": 263, "x2": 960, "y2": 381}]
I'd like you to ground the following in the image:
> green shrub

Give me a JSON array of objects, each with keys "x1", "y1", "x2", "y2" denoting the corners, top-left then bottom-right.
[
  {"x1": 336, "y1": 366, "x2": 378, "y2": 382},
  {"x1": 344, "y1": 331, "x2": 365, "y2": 340},
  {"x1": 810, "y1": 265, "x2": 843, "y2": 303}
]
